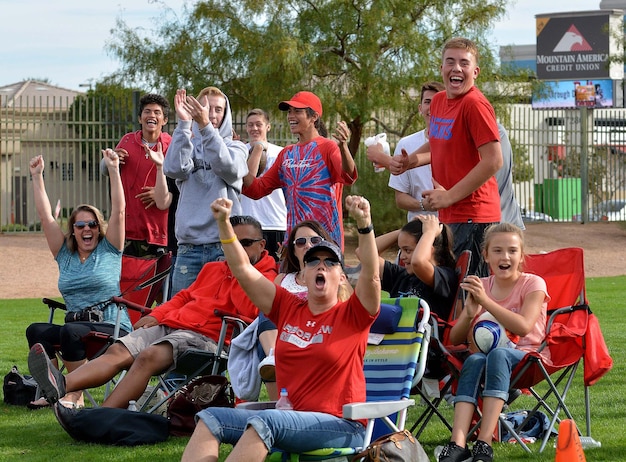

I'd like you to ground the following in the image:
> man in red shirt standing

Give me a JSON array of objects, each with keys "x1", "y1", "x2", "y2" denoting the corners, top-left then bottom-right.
[
  {"x1": 390, "y1": 37, "x2": 502, "y2": 276},
  {"x1": 101, "y1": 93, "x2": 173, "y2": 257}
]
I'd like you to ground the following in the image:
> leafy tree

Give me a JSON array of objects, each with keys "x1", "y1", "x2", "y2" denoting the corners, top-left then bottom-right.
[
  {"x1": 106, "y1": 0, "x2": 510, "y2": 152},
  {"x1": 104, "y1": 0, "x2": 541, "y2": 232},
  {"x1": 67, "y1": 81, "x2": 144, "y2": 177}
]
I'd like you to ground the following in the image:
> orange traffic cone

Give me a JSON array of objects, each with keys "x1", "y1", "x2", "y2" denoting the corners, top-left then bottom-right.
[{"x1": 555, "y1": 419, "x2": 586, "y2": 462}]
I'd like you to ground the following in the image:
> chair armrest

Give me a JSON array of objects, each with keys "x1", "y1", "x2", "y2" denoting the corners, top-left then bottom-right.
[
  {"x1": 214, "y1": 309, "x2": 255, "y2": 326},
  {"x1": 236, "y1": 401, "x2": 277, "y2": 410},
  {"x1": 343, "y1": 399, "x2": 415, "y2": 420},
  {"x1": 43, "y1": 297, "x2": 66, "y2": 311},
  {"x1": 43, "y1": 297, "x2": 67, "y2": 323},
  {"x1": 110, "y1": 296, "x2": 153, "y2": 316}
]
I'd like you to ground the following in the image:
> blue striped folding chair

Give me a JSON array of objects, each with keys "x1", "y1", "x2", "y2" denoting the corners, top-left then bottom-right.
[{"x1": 263, "y1": 296, "x2": 431, "y2": 461}]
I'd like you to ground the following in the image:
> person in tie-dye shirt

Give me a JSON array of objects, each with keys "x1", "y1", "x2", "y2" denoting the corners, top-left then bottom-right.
[{"x1": 242, "y1": 91, "x2": 357, "y2": 249}]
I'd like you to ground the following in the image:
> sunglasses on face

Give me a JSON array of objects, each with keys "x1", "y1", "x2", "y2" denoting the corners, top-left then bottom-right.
[
  {"x1": 304, "y1": 257, "x2": 341, "y2": 269},
  {"x1": 73, "y1": 220, "x2": 99, "y2": 230},
  {"x1": 239, "y1": 238, "x2": 263, "y2": 248},
  {"x1": 294, "y1": 236, "x2": 323, "y2": 247}
]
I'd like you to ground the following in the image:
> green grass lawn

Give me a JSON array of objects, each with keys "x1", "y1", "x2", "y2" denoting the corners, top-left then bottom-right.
[{"x1": 1, "y1": 276, "x2": 624, "y2": 461}]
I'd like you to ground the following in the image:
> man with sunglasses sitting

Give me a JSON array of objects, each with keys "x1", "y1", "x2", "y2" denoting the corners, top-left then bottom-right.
[{"x1": 29, "y1": 216, "x2": 277, "y2": 413}]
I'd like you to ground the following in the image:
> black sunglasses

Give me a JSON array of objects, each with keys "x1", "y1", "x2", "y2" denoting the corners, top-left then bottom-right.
[
  {"x1": 294, "y1": 236, "x2": 323, "y2": 247},
  {"x1": 73, "y1": 220, "x2": 99, "y2": 230},
  {"x1": 239, "y1": 238, "x2": 263, "y2": 248},
  {"x1": 304, "y1": 257, "x2": 341, "y2": 268}
]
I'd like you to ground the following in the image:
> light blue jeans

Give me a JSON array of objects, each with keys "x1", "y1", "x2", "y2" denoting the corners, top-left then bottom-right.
[
  {"x1": 454, "y1": 347, "x2": 527, "y2": 405},
  {"x1": 196, "y1": 407, "x2": 365, "y2": 452},
  {"x1": 170, "y1": 243, "x2": 224, "y2": 296}
]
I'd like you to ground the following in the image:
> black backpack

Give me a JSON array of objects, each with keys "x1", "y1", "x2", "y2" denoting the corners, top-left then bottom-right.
[{"x1": 3, "y1": 365, "x2": 37, "y2": 406}]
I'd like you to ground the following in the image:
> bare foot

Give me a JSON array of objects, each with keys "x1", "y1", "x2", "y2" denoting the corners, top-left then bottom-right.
[
  {"x1": 27, "y1": 397, "x2": 50, "y2": 410},
  {"x1": 58, "y1": 391, "x2": 85, "y2": 409}
]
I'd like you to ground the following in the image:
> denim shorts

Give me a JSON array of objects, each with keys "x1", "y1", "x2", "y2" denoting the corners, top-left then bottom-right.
[
  {"x1": 454, "y1": 347, "x2": 527, "y2": 405},
  {"x1": 196, "y1": 407, "x2": 365, "y2": 452},
  {"x1": 170, "y1": 243, "x2": 224, "y2": 296}
]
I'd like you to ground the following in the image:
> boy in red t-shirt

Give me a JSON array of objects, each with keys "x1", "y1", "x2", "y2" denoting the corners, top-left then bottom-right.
[{"x1": 389, "y1": 37, "x2": 503, "y2": 276}]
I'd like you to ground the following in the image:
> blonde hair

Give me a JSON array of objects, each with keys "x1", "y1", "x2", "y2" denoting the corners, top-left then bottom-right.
[
  {"x1": 66, "y1": 204, "x2": 107, "y2": 253},
  {"x1": 442, "y1": 37, "x2": 480, "y2": 64},
  {"x1": 197, "y1": 86, "x2": 225, "y2": 100}
]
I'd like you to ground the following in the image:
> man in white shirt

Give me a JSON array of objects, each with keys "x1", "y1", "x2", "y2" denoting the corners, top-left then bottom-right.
[
  {"x1": 367, "y1": 81, "x2": 444, "y2": 221},
  {"x1": 241, "y1": 108, "x2": 287, "y2": 260}
]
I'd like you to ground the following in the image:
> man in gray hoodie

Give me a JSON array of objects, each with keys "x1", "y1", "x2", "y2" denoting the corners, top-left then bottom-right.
[{"x1": 164, "y1": 87, "x2": 248, "y2": 295}]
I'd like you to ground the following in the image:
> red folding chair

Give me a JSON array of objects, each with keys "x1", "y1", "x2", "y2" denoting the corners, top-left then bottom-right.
[
  {"x1": 487, "y1": 247, "x2": 613, "y2": 452},
  {"x1": 452, "y1": 247, "x2": 613, "y2": 452},
  {"x1": 37, "y1": 252, "x2": 173, "y2": 406},
  {"x1": 119, "y1": 252, "x2": 172, "y2": 307}
]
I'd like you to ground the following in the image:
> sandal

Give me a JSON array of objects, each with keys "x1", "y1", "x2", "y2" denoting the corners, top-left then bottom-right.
[
  {"x1": 58, "y1": 400, "x2": 84, "y2": 410},
  {"x1": 27, "y1": 397, "x2": 51, "y2": 410}
]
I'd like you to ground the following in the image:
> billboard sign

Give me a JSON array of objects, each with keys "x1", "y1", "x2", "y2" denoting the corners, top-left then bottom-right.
[
  {"x1": 536, "y1": 10, "x2": 623, "y2": 80},
  {"x1": 532, "y1": 79, "x2": 614, "y2": 109}
]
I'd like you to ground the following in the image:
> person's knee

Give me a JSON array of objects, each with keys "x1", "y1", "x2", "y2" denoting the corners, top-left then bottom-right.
[
  {"x1": 25, "y1": 324, "x2": 43, "y2": 346},
  {"x1": 99, "y1": 342, "x2": 134, "y2": 367},
  {"x1": 134, "y1": 343, "x2": 174, "y2": 373},
  {"x1": 487, "y1": 347, "x2": 513, "y2": 366},
  {"x1": 25, "y1": 324, "x2": 37, "y2": 342},
  {"x1": 463, "y1": 352, "x2": 486, "y2": 369},
  {"x1": 247, "y1": 418, "x2": 273, "y2": 451},
  {"x1": 60, "y1": 323, "x2": 84, "y2": 340}
]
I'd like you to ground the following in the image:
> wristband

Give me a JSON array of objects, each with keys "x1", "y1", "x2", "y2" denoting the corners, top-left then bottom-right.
[
  {"x1": 357, "y1": 223, "x2": 374, "y2": 234},
  {"x1": 220, "y1": 235, "x2": 237, "y2": 244},
  {"x1": 419, "y1": 199, "x2": 426, "y2": 211}
]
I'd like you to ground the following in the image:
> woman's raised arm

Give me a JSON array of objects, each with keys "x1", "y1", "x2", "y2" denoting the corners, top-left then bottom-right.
[
  {"x1": 102, "y1": 149, "x2": 125, "y2": 251},
  {"x1": 29, "y1": 155, "x2": 64, "y2": 257}
]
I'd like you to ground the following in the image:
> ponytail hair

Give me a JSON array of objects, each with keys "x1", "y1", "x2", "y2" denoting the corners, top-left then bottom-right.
[
  {"x1": 400, "y1": 219, "x2": 455, "y2": 269},
  {"x1": 305, "y1": 107, "x2": 328, "y2": 137}
]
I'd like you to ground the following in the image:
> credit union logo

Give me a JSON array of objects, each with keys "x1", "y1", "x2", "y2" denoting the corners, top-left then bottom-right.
[{"x1": 553, "y1": 25, "x2": 593, "y2": 52}]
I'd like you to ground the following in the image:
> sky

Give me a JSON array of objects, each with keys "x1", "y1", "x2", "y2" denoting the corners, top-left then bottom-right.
[{"x1": 0, "y1": 0, "x2": 609, "y2": 92}]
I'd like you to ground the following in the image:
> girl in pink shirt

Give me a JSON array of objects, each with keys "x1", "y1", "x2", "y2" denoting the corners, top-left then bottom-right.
[{"x1": 438, "y1": 223, "x2": 550, "y2": 462}]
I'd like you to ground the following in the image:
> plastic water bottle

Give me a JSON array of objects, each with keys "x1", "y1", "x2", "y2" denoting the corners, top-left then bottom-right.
[
  {"x1": 127, "y1": 400, "x2": 138, "y2": 411},
  {"x1": 364, "y1": 133, "x2": 390, "y2": 173},
  {"x1": 276, "y1": 388, "x2": 293, "y2": 410}
]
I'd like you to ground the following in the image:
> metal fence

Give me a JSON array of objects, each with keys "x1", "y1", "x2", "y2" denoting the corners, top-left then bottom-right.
[{"x1": 2, "y1": 95, "x2": 625, "y2": 232}]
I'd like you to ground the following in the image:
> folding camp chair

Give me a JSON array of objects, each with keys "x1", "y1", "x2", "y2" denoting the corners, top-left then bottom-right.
[
  {"x1": 238, "y1": 297, "x2": 431, "y2": 461},
  {"x1": 39, "y1": 252, "x2": 172, "y2": 367},
  {"x1": 35, "y1": 295, "x2": 147, "y2": 407},
  {"x1": 410, "y1": 250, "x2": 472, "y2": 436},
  {"x1": 479, "y1": 247, "x2": 613, "y2": 452},
  {"x1": 421, "y1": 247, "x2": 613, "y2": 453},
  {"x1": 107, "y1": 296, "x2": 253, "y2": 413},
  {"x1": 119, "y1": 252, "x2": 172, "y2": 307}
]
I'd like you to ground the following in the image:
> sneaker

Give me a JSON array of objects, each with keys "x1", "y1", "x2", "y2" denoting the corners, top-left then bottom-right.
[
  {"x1": 472, "y1": 440, "x2": 494, "y2": 462},
  {"x1": 28, "y1": 343, "x2": 66, "y2": 403},
  {"x1": 438, "y1": 442, "x2": 472, "y2": 462},
  {"x1": 258, "y1": 351, "x2": 276, "y2": 381},
  {"x1": 52, "y1": 402, "x2": 81, "y2": 440}
]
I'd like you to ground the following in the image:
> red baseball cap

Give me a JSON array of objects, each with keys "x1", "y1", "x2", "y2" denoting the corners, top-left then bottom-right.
[{"x1": 278, "y1": 91, "x2": 323, "y2": 117}]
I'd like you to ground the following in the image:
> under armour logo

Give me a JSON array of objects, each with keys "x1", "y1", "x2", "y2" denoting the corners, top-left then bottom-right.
[{"x1": 306, "y1": 321, "x2": 316, "y2": 327}]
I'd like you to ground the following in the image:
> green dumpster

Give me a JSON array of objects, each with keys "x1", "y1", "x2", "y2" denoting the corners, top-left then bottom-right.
[{"x1": 541, "y1": 178, "x2": 581, "y2": 220}]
